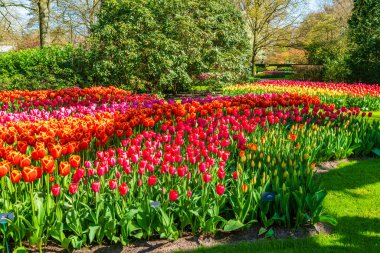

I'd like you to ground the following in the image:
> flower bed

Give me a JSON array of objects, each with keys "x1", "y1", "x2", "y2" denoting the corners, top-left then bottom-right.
[
  {"x1": 223, "y1": 80, "x2": 380, "y2": 110},
  {"x1": 0, "y1": 87, "x2": 379, "y2": 251}
]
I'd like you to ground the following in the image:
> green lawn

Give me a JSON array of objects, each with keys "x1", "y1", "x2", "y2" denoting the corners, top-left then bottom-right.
[{"x1": 184, "y1": 158, "x2": 380, "y2": 253}]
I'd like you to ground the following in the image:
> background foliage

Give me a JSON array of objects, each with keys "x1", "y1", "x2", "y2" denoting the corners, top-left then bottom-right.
[{"x1": 347, "y1": 0, "x2": 380, "y2": 84}]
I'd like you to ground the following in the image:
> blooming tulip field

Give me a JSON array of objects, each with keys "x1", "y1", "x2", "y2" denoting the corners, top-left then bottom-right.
[
  {"x1": 223, "y1": 80, "x2": 380, "y2": 110},
  {"x1": 0, "y1": 85, "x2": 379, "y2": 250}
]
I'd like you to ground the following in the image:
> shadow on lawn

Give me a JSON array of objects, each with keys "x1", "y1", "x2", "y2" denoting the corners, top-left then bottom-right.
[{"x1": 321, "y1": 158, "x2": 380, "y2": 192}]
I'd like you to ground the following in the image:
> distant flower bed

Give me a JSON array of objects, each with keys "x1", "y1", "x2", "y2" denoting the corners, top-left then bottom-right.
[
  {"x1": 223, "y1": 80, "x2": 380, "y2": 110},
  {"x1": 261, "y1": 70, "x2": 294, "y2": 75}
]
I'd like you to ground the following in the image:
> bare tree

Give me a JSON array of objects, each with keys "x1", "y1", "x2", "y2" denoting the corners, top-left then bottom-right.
[
  {"x1": 55, "y1": 0, "x2": 101, "y2": 37},
  {"x1": 0, "y1": 0, "x2": 52, "y2": 48},
  {"x1": 235, "y1": 0, "x2": 306, "y2": 75}
]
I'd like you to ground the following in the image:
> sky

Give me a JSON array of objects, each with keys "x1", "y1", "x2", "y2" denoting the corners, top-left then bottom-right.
[
  {"x1": 9, "y1": 0, "x2": 325, "y2": 34},
  {"x1": 309, "y1": 0, "x2": 321, "y2": 11}
]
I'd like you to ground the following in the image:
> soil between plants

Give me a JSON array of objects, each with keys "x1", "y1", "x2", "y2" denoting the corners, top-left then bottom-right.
[{"x1": 25, "y1": 223, "x2": 331, "y2": 253}]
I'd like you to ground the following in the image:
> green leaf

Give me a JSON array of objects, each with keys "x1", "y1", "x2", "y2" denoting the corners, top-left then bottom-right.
[
  {"x1": 88, "y1": 225, "x2": 100, "y2": 244},
  {"x1": 318, "y1": 215, "x2": 338, "y2": 226},
  {"x1": 13, "y1": 246, "x2": 28, "y2": 252},
  {"x1": 258, "y1": 227, "x2": 267, "y2": 235},
  {"x1": 265, "y1": 228, "x2": 274, "y2": 238},
  {"x1": 224, "y1": 219, "x2": 245, "y2": 232},
  {"x1": 372, "y1": 148, "x2": 380, "y2": 156}
]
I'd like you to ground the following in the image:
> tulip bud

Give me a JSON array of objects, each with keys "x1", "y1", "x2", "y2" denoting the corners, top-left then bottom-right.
[
  {"x1": 251, "y1": 176, "x2": 257, "y2": 185},
  {"x1": 283, "y1": 171, "x2": 289, "y2": 178}
]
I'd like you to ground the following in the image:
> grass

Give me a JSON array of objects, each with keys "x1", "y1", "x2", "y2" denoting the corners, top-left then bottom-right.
[{"x1": 183, "y1": 158, "x2": 380, "y2": 253}]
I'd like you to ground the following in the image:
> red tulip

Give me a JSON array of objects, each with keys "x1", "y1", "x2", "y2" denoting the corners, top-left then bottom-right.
[
  {"x1": 217, "y1": 169, "x2": 226, "y2": 179},
  {"x1": 52, "y1": 184, "x2": 61, "y2": 196},
  {"x1": 147, "y1": 175, "x2": 157, "y2": 186},
  {"x1": 187, "y1": 190, "x2": 192, "y2": 197},
  {"x1": 118, "y1": 183, "x2": 128, "y2": 196},
  {"x1": 203, "y1": 173, "x2": 212, "y2": 183},
  {"x1": 69, "y1": 183, "x2": 78, "y2": 194},
  {"x1": 216, "y1": 184, "x2": 225, "y2": 195},
  {"x1": 232, "y1": 171, "x2": 239, "y2": 180},
  {"x1": 169, "y1": 190, "x2": 179, "y2": 202},
  {"x1": 109, "y1": 179, "x2": 118, "y2": 190},
  {"x1": 177, "y1": 166, "x2": 187, "y2": 177},
  {"x1": 92, "y1": 181, "x2": 101, "y2": 192}
]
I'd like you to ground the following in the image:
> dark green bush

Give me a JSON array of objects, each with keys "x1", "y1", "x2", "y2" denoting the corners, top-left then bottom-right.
[{"x1": 0, "y1": 46, "x2": 86, "y2": 90}]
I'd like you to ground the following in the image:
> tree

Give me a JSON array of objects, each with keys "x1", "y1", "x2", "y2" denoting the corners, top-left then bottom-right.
[
  {"x1": 53, "y1": 0, "x2": 101, "y2": 38},
  {"x1": 37, "y1": 0, "x2": 50, "y2": 47},
  {"x1": 235, "y1": 0, "x2": 305, "y2": 76},
  {"x1": 0, "y1": 0, "x2": 51, "y2": 48},
  {"x1": 348, "y1": 0, "x2": 380, "y2": 84},
  {"x1": 295, "y1": 0, "x2": 353, "y2": 81},
  {"x1": 88, "y1": 0, "x2": 250, "y2": 93}
]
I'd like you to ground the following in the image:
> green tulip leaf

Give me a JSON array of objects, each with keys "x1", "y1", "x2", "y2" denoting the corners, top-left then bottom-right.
[
  {"x1": 224, "y1": 219, "x2": 245, "y2": 232},
  {"x1": 372, "y1": 148, "x2": 380, "y2": 156}
]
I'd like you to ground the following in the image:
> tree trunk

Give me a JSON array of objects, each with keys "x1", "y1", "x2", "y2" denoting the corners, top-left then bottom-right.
[
  {"x1": 38, "y1": 0, "x2": 50, "y2": 48},
  {"x1": 251, "y1": 53, "x2": 257, "y2": 76}
]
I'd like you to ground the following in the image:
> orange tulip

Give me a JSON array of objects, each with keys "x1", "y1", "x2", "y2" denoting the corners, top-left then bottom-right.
[
  {"x1": 69, "y1": 155, "x2": 81, "y2": 168},
  {"x1": 59, "y1": 161, "x2": 71, "y2": 176},
  {"x1": 0, "y1": 162, "x2": 10, "y2": 177},
  {"x1": 19, "y1": 155, "x2": 31, "y2": 168},
  {"x1": 41, "y1": 155, "x2": 55, "y2": 174},
  {"x1": 22, "y1": 167, "x2": 37, "y2": 182},
  {"x1": 10, "y1": 169, "x2": 22, "y2": 183}
]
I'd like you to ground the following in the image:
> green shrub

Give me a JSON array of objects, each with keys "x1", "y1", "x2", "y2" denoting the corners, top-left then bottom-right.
[
  {"x1": 88, "y1": 0, "x2": 250, "y2": 93},
  {"x1": 0, "y1": 46, "x2": 84, "y2": 90}
]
